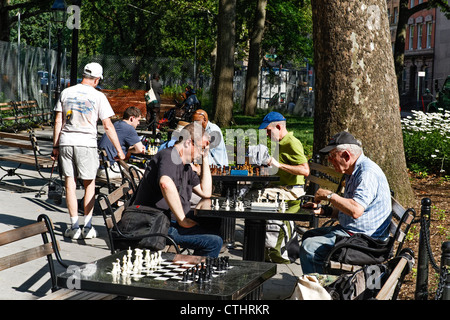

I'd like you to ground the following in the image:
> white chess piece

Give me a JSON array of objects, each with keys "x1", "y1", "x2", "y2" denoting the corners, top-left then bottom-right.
[
  {"x1": 214, "y1": 199, "x2": 220, "y2": 210},
  {"x1": 225, "y1": 199, "x2": 230, "y2": 211}
]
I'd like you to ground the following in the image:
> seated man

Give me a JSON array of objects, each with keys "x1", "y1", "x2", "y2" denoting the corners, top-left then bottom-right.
[
  {"x1": 299, "y1": 131, "x2": 392, "y2": 274},
  {"x1": 97, "y1": 106, "x2": 145, "y2": 179},
  {"x1": 257, "y1": 111, "x2": 309, "y2": 200},
  {"x1": 192, "y1": 109, "x2": 228, "y2": 167},
  {"x1": 132, "y1": 122, "x2": 223, "y2": 257},
  {"x1": 181, "y1": 86, "x2": 201, "y2": 111}
]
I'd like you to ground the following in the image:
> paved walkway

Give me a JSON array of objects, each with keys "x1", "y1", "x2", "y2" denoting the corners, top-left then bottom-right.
[{"x1": 0, "y1": 128, "x2": 303, "y2": 300}]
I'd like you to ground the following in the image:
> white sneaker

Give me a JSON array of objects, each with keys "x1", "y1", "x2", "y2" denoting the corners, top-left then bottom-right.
[
  {"x1": 64, "y1": 227, "x2": 82, "y2": 240},
  {"x1": 82, "y1": 226, "x2": 97, "y2": 239}
]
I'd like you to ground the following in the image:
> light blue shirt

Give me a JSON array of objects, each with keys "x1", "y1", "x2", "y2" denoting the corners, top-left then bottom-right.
[
  {"x1": 206, "y1": 121, "x2": 228, "y2": 167},
  {"x1": 338, "y1": 153, "x2": 392, "y2": 239}
]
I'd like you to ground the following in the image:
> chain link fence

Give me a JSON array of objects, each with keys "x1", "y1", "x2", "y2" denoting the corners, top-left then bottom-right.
[{"x1": 0, "y1": 40, "x2": 67, "y2": 112}]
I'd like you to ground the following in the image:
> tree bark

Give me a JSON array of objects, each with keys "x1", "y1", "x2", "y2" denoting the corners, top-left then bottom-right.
[
  {"x1": 312, "y1": 0, "x2": 415, "y2": 206},
  {"x1": 213, "y1": 0, "x2": 236, "y2": 127},
  {"x1": 243, "y1": 0, "x2": 267, "y2": 116}
]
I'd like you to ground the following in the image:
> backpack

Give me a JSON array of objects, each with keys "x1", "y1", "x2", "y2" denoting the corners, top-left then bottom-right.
[
  {"x1": 324, "y1": 263, "x2": 390, "y2": 300},
  {"x1": 327, "y1": 233, "x2": 392, "y2": 266}
]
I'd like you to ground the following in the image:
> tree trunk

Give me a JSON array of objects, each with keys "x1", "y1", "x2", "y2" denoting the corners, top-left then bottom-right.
[
  {"x1": 213, "y1": 0, "x2": 236, "y2": 127},
  {"x1": 312, "y1": 0, "x2": 415, "y2": 206},
  {"x1": 243, "y1": 0, "x2": 267, "y2": 116}
]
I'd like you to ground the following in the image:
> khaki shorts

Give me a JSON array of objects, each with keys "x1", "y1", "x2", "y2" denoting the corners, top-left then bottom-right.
[{"x1": 60, "y1": 146, "x2": 99, "y2": 180}]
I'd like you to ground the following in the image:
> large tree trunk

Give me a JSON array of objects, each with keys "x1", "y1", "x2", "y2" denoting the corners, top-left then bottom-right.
[
  {"x1": 213, "y1": 0, "x2": 236, "y2": 127},
  {"x1": 243, "y1": 0, "x2": 267, "y2": 116},
  {"x1": 312, "y1": 0, "x2": 415, "y2": 206}
]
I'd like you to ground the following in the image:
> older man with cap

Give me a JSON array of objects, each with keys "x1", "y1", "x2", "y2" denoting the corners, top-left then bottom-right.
[
  {"x1": 52, "y1": 62, "x2": 125, "y2": 240},
  {"x1": 258, "y1": 111, "x2": 309, "y2": 200},
  {"x1": 299, "y1": 131, "x2": 392, "y2": 274}
]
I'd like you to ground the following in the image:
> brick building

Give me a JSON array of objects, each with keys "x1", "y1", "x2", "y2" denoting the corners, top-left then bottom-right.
[{"x1": 387, "y1": 0, "x2": 437, "y2": 110}]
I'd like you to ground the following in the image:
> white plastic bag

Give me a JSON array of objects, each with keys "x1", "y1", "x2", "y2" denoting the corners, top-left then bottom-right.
[{"x1": 288, "y1": 275, "x2": 332, "y2": 300}]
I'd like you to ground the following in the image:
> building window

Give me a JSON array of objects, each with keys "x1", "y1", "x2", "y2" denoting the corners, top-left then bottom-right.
[
  {"x1": 411, "y1": 0, "x2": 415, "y2": 8},
  {"x1": 426, "y1": 22, "x2": 432, "y2": 48},
  {"x1": 394, "y1": 7, "x2": 398, "y2": 24},
  {"x1": 417, "y1": 24, "x2": 423, "y2": 49},
  {"x1": 409, "y1": 25, "x2": 414, "y2": 50}
]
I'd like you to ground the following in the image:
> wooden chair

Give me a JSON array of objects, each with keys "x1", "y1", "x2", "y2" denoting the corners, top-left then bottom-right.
[
  {"x1": 97, "y1": 180, "x2": 180, "y2": 254},
  {"x1": 0, "y1": 214, "x2": 116, "y2": 300}
]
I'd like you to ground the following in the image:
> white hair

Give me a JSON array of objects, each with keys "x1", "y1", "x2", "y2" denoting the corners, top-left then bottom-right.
[{"x1": 335, "y1": 143, "x2": 363, "y2": 157}]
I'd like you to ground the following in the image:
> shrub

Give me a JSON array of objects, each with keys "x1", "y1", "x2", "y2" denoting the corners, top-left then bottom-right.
[{"x1": 401, "y1": 109, "x2": 450, "y2": 175}]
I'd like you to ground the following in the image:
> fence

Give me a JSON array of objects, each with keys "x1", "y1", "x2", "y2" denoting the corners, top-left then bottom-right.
[{"x1": 0, "y1": 40, "x2": 66, "y2": 117}]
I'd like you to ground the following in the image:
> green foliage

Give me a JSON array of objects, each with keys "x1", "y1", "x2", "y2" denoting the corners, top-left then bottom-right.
[
  {"x1": 228, "y1": 111, "x2": 314, "y2": 159},
  {"x1": 401, "y1": 110, "x2": 450, "y2": 175}
]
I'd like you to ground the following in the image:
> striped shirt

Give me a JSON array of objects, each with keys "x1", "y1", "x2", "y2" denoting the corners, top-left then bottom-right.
[{"x1": 338, "y1": 154, "x2": 392, "y2": 239}]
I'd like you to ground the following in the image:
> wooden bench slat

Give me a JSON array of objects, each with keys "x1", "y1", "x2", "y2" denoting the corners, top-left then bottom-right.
[
  {"x1": 0, "y1": 154, "x2": 54, "y2": 168},
  {"x1": 0, "y1": 243, "x2": 54, "y2": 271},
  {"x1": 39, "y1": 288, "x2": 118, "y2": 300},
  {"x1": 98, "y1": 181, "x2": 131, "y2": 210},
  {"x1": 0, "y1": 221, "x2": 48, "y2": 246},
  {"x1": 309, "y1": 162, "x2": 343, "y2": 180},
  {"x1": 0, "y1": 141, "x2": 34, "y2": 150},
  {"x1": 0, "y1": 132, "x2": 31, "y2": 141},
  {"x1": 306, "y1": 175, "x2": 341, "y2": 191},
  {"x1": 375, "y1": 257, "x2": 409, "y2": 300}
]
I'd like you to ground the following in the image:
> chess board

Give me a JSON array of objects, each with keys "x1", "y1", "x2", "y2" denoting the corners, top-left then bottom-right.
[
  {"x1": 108, "y1": 249, "x2": 232, "y2": 284},
  {"x1": 211, "y1": 195, "x2": 288, "y2": 213}
]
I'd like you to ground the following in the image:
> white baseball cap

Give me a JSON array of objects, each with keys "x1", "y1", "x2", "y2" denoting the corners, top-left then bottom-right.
[{"x1": 83, "y1": 62, "x2": 103, "y2": 79}]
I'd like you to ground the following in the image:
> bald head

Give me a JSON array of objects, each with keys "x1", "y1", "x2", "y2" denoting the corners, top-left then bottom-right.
[{"x1": 192, "y1": 109, "x2": 209, "y2": 129}]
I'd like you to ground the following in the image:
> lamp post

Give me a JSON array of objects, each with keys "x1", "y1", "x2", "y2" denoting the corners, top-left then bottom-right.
[
  {"x1": 70, "y1": 0, "x2": 81, "y2": 88},
  {"x1": 51, "y1": 0, "x2": 66, "y2": 106}
]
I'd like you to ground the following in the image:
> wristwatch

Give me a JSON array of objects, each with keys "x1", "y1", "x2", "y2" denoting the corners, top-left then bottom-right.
[{"x1": 327, "y1": 192, "x2": 335, "y2": 200}]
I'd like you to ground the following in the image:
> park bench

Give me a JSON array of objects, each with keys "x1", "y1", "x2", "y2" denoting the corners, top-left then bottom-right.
[
  {"x1": 0, "y1": 100, "x2": 52, "y2": 131},
  {"x1": 97, "y1": 180, "x2": 180, "y2": 255},
  {"x1": 0, "y1": 214, "x2": 118, "y2": 300},
  {"x1": 0, "y1": 131, "x2": 58, "y2": 196},
  {"x1": 324, "y1": 196, "x2": 416, "y2": 274},
  {"x1": 298, "y1": 155, "x2": 345, "y2": 229}
]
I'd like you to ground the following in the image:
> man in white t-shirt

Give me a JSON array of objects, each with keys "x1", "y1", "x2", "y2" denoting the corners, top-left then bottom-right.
[{"x1": 52, "y1": 62, "x2": 125, "y2": 240}]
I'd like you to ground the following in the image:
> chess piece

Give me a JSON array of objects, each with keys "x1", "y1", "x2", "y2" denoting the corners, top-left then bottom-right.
[{"x1": 214, "y1": 199, "x2": 220, "y2": 210}]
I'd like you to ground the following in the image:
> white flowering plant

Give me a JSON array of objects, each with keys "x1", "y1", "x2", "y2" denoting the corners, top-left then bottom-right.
[{"x1": 401, "y1": 109, "x2": 450, "y2": 175}]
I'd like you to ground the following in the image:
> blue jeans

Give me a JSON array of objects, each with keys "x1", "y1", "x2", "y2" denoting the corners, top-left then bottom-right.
[
  {"x1": 299, "y1": 225, "x2": 350, "y2": 274},
  {"x1": 168, "y1": 221, "x2": 223, "y2": 258}
]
